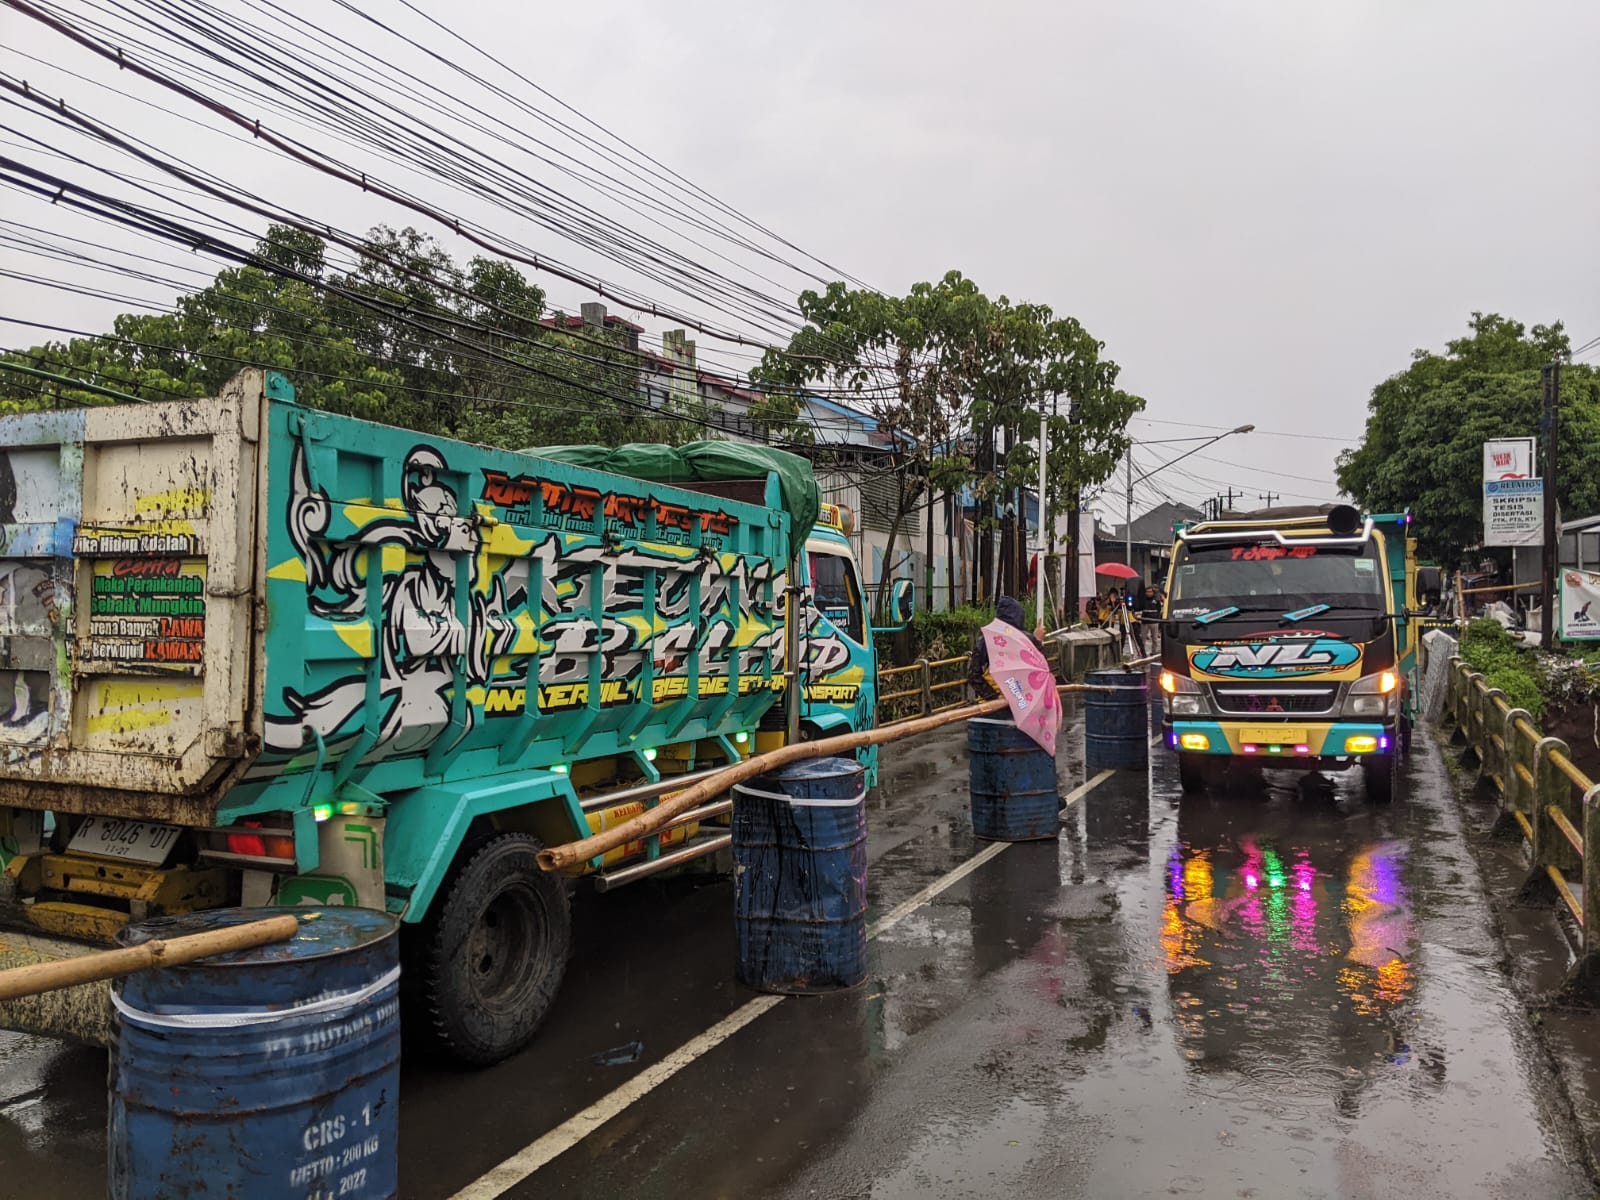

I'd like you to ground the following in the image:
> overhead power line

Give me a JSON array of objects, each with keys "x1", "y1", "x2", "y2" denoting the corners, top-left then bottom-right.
[
  {"x1": 0, "y1": 0, "x2": 865, "y2": 356},
  {"x1": 1133, "y1": 416, "x2": 1352, "y2": 444}
]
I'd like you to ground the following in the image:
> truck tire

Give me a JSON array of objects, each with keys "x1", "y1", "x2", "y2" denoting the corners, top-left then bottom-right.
[
  {"x1": 410, "y1": 832, "x2": 572, "y2": 1067},
  {"x1": 1178, "y1": 752, "x2": 1210, "y2": 794},
  {"x1": 1362, "y1": 754, "x2": 1397, "y2": 805}
]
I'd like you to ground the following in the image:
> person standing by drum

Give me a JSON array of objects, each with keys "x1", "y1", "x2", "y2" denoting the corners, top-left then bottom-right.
[{"x1": 969, "y1": 596, "x2": 1049, "y2": 700}]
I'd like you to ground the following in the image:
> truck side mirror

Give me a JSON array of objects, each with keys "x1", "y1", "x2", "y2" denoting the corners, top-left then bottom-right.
[{"x1": 889, "y1": 578, "x2": 915, "y2": 627}]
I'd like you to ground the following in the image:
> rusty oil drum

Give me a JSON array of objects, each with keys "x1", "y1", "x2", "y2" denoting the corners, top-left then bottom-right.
[
  {"x1": 109, "y1": 907, "x2": 400, "y2": 1200},
  {"x1": 967, "y1": 716, "x2": 1059, "y2": 841},
  {"x1": 733, "y1": 756, "x2": 868, "y2": 994},
  {"x1": 1084, "y1": 666, "x2": 1150, "y2": 771}
]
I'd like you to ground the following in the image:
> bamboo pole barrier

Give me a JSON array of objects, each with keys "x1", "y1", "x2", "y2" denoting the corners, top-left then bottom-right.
[
  {"x1": 539, "y1": 683, "x2": 1114, "y2": 873},
  {"x1": 0, "y1": 914, "x2": 300, "y2": 1002},
  {"x1": 1459, "y1": 580, "x2": 1543, "y2": 596}
]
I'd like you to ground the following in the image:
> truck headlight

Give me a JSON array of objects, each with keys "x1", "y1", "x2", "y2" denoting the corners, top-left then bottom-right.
[
  {"x1": 1344, "y1": 670, "x2": 1398, "y2": 717},
  {"x1": 1160, "y1": 670, "x2": 1204, "y2": 716}
]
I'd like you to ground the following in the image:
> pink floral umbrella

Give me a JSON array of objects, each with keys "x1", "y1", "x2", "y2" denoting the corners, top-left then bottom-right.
[{"x1": 980, "y1": 618, "x2": 1061, "y2": 754}]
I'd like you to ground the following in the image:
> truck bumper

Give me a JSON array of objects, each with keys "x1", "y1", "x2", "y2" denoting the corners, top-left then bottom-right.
[
  {"x1": 1162, "y1": 718, "x2": 1396, "y2": 766},
  {"x1": 0, "y1": 927, "x2": 111, "y2": 1047}
]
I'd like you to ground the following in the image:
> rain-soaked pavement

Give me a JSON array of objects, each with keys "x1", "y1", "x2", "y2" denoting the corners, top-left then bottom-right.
[{"x1": 3, "y1": 697, "x2": 1598, "y2": 1198}]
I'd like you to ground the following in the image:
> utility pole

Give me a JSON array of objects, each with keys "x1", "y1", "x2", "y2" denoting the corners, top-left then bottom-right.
[
  {"x1": 1000, "y1": 422, "x2": 1016, "y2": 599},
  {"x1": 1036, "y1": 392, "x2": 1052, "y2": 630},
  {"x1": 1541, "y1": 360, "x2": 1561, "y2": 650},
  {"x1": 924, "y1": 460, "x2": 934, "y2": 614},
  {"x1": 1123, "y1": 446, "x2": 1135, "y2": 573},
  {"x1": 1065, "y1": 484, "x2": 1081, "y2": 624},
  {"x1": 1259, "y1": 491, "x2": 1279, "y2": 508},
  {"x1": 972, "y1": 428, "x2": 985, "y2": 604},
  {"x1": 945, "y1": 489, "x2": 957, "y2": 608}
]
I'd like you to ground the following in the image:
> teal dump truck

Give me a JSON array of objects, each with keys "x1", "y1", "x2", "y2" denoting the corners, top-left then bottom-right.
[{"x1": 0, "y1": 369, "x2": 905, "y2": 1064}]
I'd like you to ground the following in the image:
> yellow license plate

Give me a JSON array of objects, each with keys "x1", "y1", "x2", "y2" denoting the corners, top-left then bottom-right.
[{"x1": 1238, "y1": 725, "x2": 1308, "y2": 745}]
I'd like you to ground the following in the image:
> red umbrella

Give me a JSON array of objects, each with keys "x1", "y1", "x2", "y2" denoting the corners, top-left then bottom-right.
[{"x1": 1095, "y1": 562, "x2": 1140, "y2": 580}]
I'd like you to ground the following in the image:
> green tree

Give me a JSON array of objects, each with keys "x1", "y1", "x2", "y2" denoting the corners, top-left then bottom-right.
[
  {"x1": 963, "y1": 299, "x2": 1142, "y2": 610},
  {"x1": 1336, "y1": 313, "x2": 1600, "y2": 564},
  {"x1": 0, "y1": 223, "x2": 689, "y2": 450},
  {"x1": 752, "y1": 273, "x2": 992, "y2": 612}
]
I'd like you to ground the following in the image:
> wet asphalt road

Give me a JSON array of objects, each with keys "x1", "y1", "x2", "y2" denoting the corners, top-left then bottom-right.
[{"x1": 2, "y1": 699, "x2": 1595, "y2": 1198}]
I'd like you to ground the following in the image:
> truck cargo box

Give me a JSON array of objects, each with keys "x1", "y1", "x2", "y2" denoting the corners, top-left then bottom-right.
[{"x1": 0, "y1": 369, "x2": 789, "y2": 828}]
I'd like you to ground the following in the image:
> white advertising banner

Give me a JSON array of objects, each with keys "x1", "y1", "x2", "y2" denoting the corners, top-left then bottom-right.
[
  {"x1": 1560, "y1": 571, "x2": 1600, "y2": 640},
  {"x1": 1484, "y1": 438, "x2": 1536, "y2": 481},
  {"x1": 1483, "y1": 477, "x2": 1543, "y2": 547},
  {"x1": 1076, "y1": 513, "x2": 1097, "y2": 615}
]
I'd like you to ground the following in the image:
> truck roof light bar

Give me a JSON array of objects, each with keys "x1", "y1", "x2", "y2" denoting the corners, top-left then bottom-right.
[{"x1": 1177, "y1": 518, "x2": 1374, "y2": 549}]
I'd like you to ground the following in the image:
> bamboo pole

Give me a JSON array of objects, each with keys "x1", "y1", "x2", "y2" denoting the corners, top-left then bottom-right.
[
  {"x1": 539, "y1": 684, "x2": 1113, "y2": 873},
  {"x1": 0, "y1": 914, "x2": 300, "y2": 1002},
  {"x1": 1459, "y1": 580, "x2": 1543, "y2": 597}
]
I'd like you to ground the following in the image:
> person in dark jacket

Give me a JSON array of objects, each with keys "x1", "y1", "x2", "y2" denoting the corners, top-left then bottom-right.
[
  {"x1": 969, "y1": 595, "x2": 1049, "y2": 701},
  {"x1": 1138, "y1": 584, "x2": 1163, "y2": 654}
]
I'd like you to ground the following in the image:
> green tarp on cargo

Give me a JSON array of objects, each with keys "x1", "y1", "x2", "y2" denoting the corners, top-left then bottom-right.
[{"x1": 532, "y1": 441, "x2": 820, "y2": 538}]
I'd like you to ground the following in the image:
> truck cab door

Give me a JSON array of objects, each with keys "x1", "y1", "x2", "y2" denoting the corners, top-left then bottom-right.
[{"x1": 801, "y1": 544, "x2": 875, "y2": 738}]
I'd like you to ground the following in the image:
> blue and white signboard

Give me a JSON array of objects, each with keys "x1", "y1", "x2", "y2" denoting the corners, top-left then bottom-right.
[{"x1": 1483, "y1": 477, "x2": 1543, "y2": 547}]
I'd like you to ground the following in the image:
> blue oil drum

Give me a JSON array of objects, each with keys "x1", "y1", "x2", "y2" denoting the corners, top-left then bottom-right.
[
  {"x1": 109, "y1": 907, "x2": 401, "y2": 1200},
  {"x1": 967, "y1": 717, "x2": 1059, "y2": 841},
  {"x1": 733, "y1": 756, "x2": 867, "y2": 994},
  {"x1": 1085, "y1": 667, "x2": 1150, "y2": 771}
]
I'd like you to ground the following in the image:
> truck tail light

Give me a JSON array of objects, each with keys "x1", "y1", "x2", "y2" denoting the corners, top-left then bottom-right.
[{"x1": 208, "y1": 819, "x2": 296, "y2": 867}]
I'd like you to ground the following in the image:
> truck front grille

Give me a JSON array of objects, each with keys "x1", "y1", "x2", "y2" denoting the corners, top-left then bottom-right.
[{"x1": 1211, "y1": 686, "x2": 1337, "y2": 715}]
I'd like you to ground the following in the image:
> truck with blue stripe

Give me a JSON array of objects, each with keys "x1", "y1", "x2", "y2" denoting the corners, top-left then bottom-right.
[
  {"x1": 1157, "y1": 505, "x2": 1421, "y2": 802},
  {"x1": 0, "y1": 369, "x2": 905, "y2": 1064}
]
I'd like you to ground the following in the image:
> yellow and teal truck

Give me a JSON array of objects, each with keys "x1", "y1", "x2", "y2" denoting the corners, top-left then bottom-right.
[
  {"x1": 0, "y1": 369, "x2": 906, "y2": 1064},
  {"x1": 1157, "y1": 505, "x2": 1421, "y2": 802}
]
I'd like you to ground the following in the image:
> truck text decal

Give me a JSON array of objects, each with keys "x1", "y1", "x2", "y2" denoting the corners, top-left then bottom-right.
[
  {"x1": 480, "y1": 470, "x2": 736, "y2": 544},
  {"x1": 255, "y1": 441, "x2": 783, "y2": 772},
  {"x1": 1191, "y1": 638, "x2": 1361, "y2": 680}
]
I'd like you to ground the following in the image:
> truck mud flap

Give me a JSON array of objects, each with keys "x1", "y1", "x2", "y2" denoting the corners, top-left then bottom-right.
[{"x1": 0, "y1": 929, "x2": 111, "y2": 1047}]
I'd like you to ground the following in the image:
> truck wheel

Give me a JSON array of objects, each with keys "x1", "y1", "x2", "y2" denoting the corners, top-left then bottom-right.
[
  {"x1": 1362, "y1": 754, "x2": 1397, "y2": 805},
  {"x1": 411, "y1": 832, "x2": 572, "y2": 1067},
  {"x1": 1178, "y1": 752, "x2": 1210, "y2": 794}
]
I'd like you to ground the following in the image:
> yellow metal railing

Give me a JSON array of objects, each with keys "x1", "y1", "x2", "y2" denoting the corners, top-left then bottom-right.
[
  {"x1": 874, "y1": 632, "x2": 1121, "y2": 725},
  {"x1": 1445, "y1": 657, "x2": 1600, "y2": 944}
]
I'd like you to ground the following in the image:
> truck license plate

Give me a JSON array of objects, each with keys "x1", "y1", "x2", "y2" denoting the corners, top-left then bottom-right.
[
  {"x1": 1239, "y1": 725, "x2": 1308, "y2": 745},
  {"x1": 67, "y1": 816, "x2": 182, "y2": 865}
]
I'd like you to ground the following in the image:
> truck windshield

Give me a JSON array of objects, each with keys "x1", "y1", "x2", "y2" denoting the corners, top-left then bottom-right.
[
  {"x1": 1169, "y1": 543, "x2": 1386, "y2": 615},
  {"x1": 808, "y1": 550, "x2": 865, "y2": 643}
]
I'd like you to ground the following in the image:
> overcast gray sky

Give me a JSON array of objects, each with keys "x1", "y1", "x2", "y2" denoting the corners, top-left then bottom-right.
[{"x1": 2, "y1": 0, "x2": 1596, "y2": 522}]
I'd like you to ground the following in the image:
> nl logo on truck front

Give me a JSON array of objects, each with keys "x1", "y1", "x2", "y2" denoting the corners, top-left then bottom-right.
[{"x1": 1192, "y1": 637, "x2": 1361, "y2": 680}]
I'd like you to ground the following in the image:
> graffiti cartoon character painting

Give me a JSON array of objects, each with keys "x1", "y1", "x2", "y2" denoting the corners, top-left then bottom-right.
[{"x1": 267, "y1": 444, "x2": 483, "y2": 761}]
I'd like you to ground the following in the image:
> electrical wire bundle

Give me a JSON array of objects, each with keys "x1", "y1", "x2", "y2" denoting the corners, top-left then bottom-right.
[{"x1": 0, "y1": 0, "x2": 901, "y2": 447}]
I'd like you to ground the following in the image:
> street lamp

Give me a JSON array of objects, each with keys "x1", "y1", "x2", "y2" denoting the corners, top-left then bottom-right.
[{"x1": 1123, "y1": 424, "x2": 1255, "y2": 576}]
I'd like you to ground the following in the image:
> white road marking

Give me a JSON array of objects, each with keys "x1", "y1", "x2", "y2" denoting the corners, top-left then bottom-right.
[
  {"x1": 449, "y1": 995, "x2": 783, "y2": 1200},
  {"x1": 451, "y1": 763, "x2": 1124, "y2": 1199},
  {"x1": 1059, "y1": 768, "x2": 1116, "y2": 817},
  {"x1": 865, "y1": 840, "x2": 1011, "y2": 940}
]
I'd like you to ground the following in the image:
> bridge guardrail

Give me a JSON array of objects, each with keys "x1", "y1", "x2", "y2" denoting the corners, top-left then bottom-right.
[
  {"x1": 1445, "y1": 654, "x2": 1600, "y2": 991},
  {"x1": 875, "y1": 630, "x2": 1120, "y2": 725}
]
